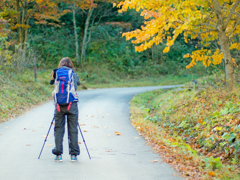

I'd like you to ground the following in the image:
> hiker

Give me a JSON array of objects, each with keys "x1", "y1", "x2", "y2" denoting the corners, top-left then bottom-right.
[{"x1": 50, "y1": 57, "x2": 81, "y2": 162}]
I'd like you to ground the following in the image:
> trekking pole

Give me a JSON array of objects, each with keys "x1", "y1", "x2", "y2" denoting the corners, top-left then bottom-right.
[
  {"x1": 78, "y1": 124, "x2": 91, "y2": 159},
  {"x1": 38, "y1": 117, "x2": 55, "y2": 159}
]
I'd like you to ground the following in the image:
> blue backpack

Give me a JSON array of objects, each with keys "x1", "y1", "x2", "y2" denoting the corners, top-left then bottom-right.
[{"x1": 53, "y1": 68, "x2": 78, "y2": 105}]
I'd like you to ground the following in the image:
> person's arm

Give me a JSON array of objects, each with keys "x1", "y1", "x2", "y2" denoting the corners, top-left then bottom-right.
[
  {"x1": 50, "y1": 69, "x2": 58, "y2": 85},
  {"x1": 73, "y1": 73, "x2": 81, "y2": 90}
]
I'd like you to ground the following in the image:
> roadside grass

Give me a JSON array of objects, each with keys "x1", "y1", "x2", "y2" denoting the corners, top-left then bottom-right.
[
  {"x1": 0, "y1": 70, "x2": 53, "y2": 123},
  {"x1": 86, "y1": 75, "x2": 194, "y2": 88},
  {"x1": 130, "y1": 75, "x2": 240, "y2": 179}
]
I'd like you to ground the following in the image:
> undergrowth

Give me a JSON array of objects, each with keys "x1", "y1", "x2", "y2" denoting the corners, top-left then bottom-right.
[{"x1": 130, "y1": 74, "x2": 240, "y2": 179}]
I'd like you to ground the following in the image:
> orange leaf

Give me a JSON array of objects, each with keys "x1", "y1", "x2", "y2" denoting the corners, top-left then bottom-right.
[
  {"x1": 150, "y1": 160, "x2": 158, "y2": 163},
  {"x1": 208, "y1": 171, "x2": 216, "y2": 177},
  {"x1": 114, "y1": 131, "x2": 122, "y2": 135}
]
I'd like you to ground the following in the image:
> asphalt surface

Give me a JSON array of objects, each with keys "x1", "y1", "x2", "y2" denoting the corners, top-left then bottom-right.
[{"x1": 0, "y1": 86, "x2": 183, "y2": 180}]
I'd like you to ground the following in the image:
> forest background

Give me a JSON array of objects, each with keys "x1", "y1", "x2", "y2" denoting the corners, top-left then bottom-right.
[{"x1": 0, "y1": 0, "x2": 240, "y2": 179}]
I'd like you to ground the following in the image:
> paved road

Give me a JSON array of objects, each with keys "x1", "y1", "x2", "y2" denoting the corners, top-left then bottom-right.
[{"x1": 0, "y1": 86, "x2": 183, "y2": 180}]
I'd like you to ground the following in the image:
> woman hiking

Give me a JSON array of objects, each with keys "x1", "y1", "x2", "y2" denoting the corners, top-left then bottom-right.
[{"x1": 50, "y1": 57, "x2": 81, "y2": 162}]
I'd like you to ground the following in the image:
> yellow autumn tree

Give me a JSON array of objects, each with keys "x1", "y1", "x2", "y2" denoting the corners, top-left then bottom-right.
[
  {"x1": 0, "y1": 0, "x2": 69, "y2": 48},
  {"x1": 115, "y1": 0, "x2": 240, "y2": 90}
]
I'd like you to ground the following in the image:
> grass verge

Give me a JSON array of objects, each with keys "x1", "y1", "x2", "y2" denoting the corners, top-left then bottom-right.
[
  {"x1": 0, "y1": 70, "x2": 53, "y2": 123},
  {"x1": 130, "y1": 79, "x2": 240, "y2": 179}
]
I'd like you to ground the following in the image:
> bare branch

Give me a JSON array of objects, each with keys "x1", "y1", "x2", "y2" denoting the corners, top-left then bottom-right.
[
  {"x1": 223, "y1": 0, "x2": 240, "y2": 30},
  {"x1": 229, "y1": 33, "x2": 240, "y2": 42},
  {"x1": 193, "y1": 22, "x2": 217, "y2": 29},
  {"x1": 228, "y1": 18, "x2": 240, "y2": 38},
  {"x1": 186, "y1": 29, "x2": 217, "y2": 34}
]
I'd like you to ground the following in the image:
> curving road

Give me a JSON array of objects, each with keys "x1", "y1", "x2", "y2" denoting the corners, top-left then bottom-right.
[{"x1": 0, "y1": 86, "x2": 183, "y2": 180}]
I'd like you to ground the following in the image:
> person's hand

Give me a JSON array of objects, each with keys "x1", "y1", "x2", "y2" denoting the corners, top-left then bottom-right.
[{"x1": 51, "y1": 70, "x2": 54, "y2": 80}]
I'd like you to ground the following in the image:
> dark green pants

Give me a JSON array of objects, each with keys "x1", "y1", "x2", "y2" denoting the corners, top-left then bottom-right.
[{"x1": 52, "y1": 102, "x2": 80, "y2": 156}]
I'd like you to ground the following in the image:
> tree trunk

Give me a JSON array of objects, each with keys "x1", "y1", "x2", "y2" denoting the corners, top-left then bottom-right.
[
  {"x1": 73, "y1": 0, "x2": 80, "y2": 64},
  {"x1": 219, "y1": 31, "x2": 235, "y2": 90},
  {"x1": 80, "y1": 8, "x2": 93, "y2": 69},
  {"x1": 16, "y1": 0, "x2": 22, "y2": 44}
]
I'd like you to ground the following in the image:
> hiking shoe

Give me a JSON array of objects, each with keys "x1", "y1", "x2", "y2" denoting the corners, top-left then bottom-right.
[
  {"x1": 55, "y1": 155, "x2": 62, "y2": 162},
  {"x1": 71, "y1": 155, "x2": 77, "y2": 162}
]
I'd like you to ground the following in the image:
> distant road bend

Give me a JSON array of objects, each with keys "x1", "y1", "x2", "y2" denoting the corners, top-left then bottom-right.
[{"x1": 0, "y1": 86, "x2": 183, "y2": 180}]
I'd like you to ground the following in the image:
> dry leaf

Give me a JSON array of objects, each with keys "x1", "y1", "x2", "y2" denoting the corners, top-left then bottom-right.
[
  {"x1": 32, "y1": 130, "x2": 36, "y2": 132},
  {"x1": 78, "y1": 142, "x2": 81, "y2": 144},
  {"x1": 79, "y1": 124, "x2": 86, "y2": 126},
  {"x1": 105, "y1": 127, "x2": 108, "y2": 129},
  {"x1": 47, "y1": 144, "x2": 53, "y2": 147},
  {"x1": 102, "y1": 116, "x2": 105, "y2": 118},
  {"x1": 94, "y1": 126, "x2": 99, "y2": 128},
  {"x1": 23, "y1": 128, "x2": 26, "y2": 130},
  {"x1": 114, "y1": 131, "x2": 122, "y2": 135},
  {"x1": 208, "y1": 171, "x2": 215, "y2": 177},
  {"x1": 150, "y1": 160, "x2": 158, "y2": 163},
  {"x1": 91, "y1": 115, "x2": 95, "y2": 117},
  {"x1": 26, "y1": 144, "x2": 31, "y2": 146},
  {"x1": 84, "y1": 130, "x2": 87, "y2": 132},
  {"x1": 106, "y1": 150, "x2": 110, "y2": 152}
]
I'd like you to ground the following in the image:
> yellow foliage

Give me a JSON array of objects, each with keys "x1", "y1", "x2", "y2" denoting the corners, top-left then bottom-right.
[{"x1": 117, "y1": 0, "x2": 240, "y2": 68}]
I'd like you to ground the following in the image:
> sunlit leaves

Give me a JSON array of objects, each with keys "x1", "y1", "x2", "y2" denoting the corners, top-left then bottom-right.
[{"x1": 117, "y1": 0, "x2": 240, "y2": 69}]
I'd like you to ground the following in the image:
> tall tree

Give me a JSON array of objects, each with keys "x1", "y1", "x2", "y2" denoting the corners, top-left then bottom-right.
[
  {"x1": 0, "y1": 0, "x2": 69, "y2": 48},
  {"x1": 116, "y1": 0, "x2": 240, "y2": 90}
]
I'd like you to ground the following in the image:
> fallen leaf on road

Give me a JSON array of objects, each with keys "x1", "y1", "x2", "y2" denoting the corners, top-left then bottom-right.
[
  {"x1": 84, "y1": 130, "x2": 87, "y2": 132},
  {"x1": 26, "y1": 144, "x2": 31, "y2": 146},
  {"x1": 114, "y1": 131, "x2": 122, "y2": 135},
  {"x1": 78, "y1": 142, "x2": 81, "y2": 144},
  {"x1": 150, "y1": 160, "x2": 158, "y2": 163},
  {"x1": 106, "y1": 150, "x2": 110, "y2": 152},
  {"x1": 94, "y1": 126, "x2": 99, "y2": 128},
  {"x1": 105, "y1": 127, "x2": 108, "y2": 129},
  {"x1": 91, "y1": 115, "x2": 95, "y2": 117},
  {"x1": 102, "y1": 116, "x2": 105, "y2": 118},
  {"x1": 32, "y1": 130, "x2": 36, "y2": 132},
  {"x1": 23, "y1": 128, "x2": 26, "y2": 130},
  {"x1": 79, "y1": 124, "x2": 86, "y2": 126},
  {"x1": 47, "y1": 144, "x2": 53, "y2": 146},
  {"x1": 208, "y1": 172, "x2": 216, "y2": 177}
]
